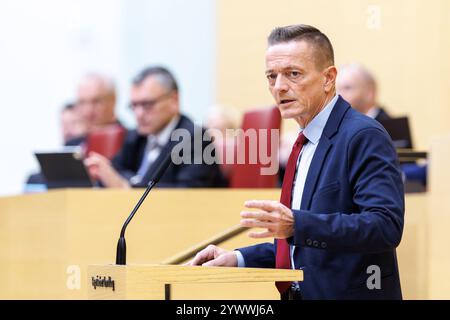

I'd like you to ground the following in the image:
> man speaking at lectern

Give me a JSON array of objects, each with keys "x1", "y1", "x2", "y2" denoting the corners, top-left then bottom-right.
[{"x1": 188, "y1": 24, "x2": 404, "y2": 300}]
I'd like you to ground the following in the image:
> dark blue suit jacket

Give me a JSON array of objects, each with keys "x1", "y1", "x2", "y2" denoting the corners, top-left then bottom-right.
[
  {"x1": 112, "y1": 115, "x2": 225, "y2": 188},
  {"x1": 238, "y1": 96, "x2": 404, "y2": 299}
]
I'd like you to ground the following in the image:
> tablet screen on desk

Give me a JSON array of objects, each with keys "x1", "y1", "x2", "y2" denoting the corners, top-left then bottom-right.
[{"x1": 34, "y1": 147, "x2": 93, "y2": 189}]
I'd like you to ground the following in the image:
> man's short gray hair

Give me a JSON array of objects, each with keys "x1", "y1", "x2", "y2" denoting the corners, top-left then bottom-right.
[
  {"x1": 268, "y1": 24, "x2": 334, "y2": 69},
  {"x1": 339, "y1": 63, "x2": 377, "y2": 89},
  {"x1": 132, "y1": 66, "x2": 179, "y2": 92},
  {"x1": 78, "y1": 72, "x2": 116, "y2": 99}
]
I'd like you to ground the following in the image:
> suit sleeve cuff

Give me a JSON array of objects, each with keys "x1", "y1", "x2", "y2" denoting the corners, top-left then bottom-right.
[
  {"x1": 293, "y1": 209, "x2": 329, "y2": 250},
  {"x1": 292, "y1": 209, "x2": 308, "y2": 246},
  {"x1": 234, "y1": 250, "x2": 246, "y2": 267}
]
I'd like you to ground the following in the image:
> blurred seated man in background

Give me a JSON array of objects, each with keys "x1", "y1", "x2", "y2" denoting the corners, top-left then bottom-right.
[
  {"x1": 84, "y1": 66, "x2": 225, "y2": 188},
  {"x1": 337, "y1": 63, "x2": 427, "y2": 189},
  {"x1": 66, "y1": 72, "x2": 122, "y2": 146},
  {"x1": 204, "y1": 104, "x2": 240, "y2": 185},
  {"x1": 336, "y1": 63, "x2": 390, "y2": 122},
  {"x1": 25, "y1": 102, "x2": 88, "y2": 191},
  {"x1": 61, "y1": 102, "x2": 88, "y2": 144}
]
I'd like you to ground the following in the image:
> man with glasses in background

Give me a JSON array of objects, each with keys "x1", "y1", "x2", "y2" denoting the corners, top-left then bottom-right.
[{"x1": 84, "y1": 66, "x2": 224, "y2": 188}]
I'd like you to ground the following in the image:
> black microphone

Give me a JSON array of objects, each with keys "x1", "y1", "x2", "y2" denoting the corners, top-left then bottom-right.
[{"x1": 115, "y1": 149, "x2": 174, "y2": 265}]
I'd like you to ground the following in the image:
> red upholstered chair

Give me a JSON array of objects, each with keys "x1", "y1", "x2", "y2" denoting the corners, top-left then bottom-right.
[
  {"x1": 86, "y1": 124, "x2": 126, "y2": 160},
  {"x1": 229, "y1": 106, "x2": 281, "y2": 188}
]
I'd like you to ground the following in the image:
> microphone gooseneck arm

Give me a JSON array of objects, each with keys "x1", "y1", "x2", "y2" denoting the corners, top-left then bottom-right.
[
  {"x1": 115, "y1": 180, "x2": 156, "y2": 265},
  {"x1": 119, "y1": 180, "x2": 155, "y2": 239},
  {"x1": 115, "y1": 150, "x2": 173, "y2": 265}
]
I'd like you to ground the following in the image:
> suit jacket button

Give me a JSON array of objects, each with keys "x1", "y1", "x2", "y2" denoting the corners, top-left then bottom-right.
[
  {"x1": 321, "y1": 242, "x2": 327, "y2": 249},
  {"x1": 313, "y1": 240, "x2": 319, "y2": 247},
  {"x1": 306, "y1": 239, "x2": 312, "y2": 246}
]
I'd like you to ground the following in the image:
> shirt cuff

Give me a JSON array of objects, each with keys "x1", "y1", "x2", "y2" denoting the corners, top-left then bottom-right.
[{"x1": 234, "y1": 250, "x2": 246, "y2": 267}]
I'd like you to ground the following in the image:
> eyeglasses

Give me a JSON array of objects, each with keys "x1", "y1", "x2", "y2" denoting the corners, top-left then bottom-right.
[{"x1": 129, "y1": 91, "x2": 173, "y2": 111}]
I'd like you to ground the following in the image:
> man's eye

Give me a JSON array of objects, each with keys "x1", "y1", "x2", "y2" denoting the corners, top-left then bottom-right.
[
  {"x1": 289, "y1": 71, "x2": 301, "y2": 77},
  {"x1": 266, "y1": 73, "x2": 277, "y2": 81}
]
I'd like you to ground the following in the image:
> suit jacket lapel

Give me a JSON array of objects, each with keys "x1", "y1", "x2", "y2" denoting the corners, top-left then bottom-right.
[
  {"x1": 300, "y1": 96, "x2": 351, "y2": 210},
  {"x1": 300, "y1": 137, "x2": 332, "y2": 210},
  {"x1": 135, "y1": 135, "x2": 148, "y2": 171},
  {"x1": 140, "y1": 117, "x2": 184, "y2": 183},
  {"x1": 142, "y1": 140, "x2": 176, "y2": 181}
]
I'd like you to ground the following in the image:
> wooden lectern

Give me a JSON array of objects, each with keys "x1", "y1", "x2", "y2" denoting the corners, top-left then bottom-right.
[{"x1": 87, "y1": 264, "x2": 303, "y2": 300}]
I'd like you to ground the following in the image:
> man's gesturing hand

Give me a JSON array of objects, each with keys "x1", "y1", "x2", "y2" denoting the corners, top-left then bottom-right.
[
  {"x1": 240, "y1": 200, "x2": 294, "y2": 239},
  {"x1": 185, "y1": 245, "x2": 238, "y2": 267}
]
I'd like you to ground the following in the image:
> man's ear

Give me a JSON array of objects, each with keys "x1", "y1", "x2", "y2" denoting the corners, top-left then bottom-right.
[
  {"x1": 170, "y1": 92, "x2": 180, "y2": 112},
  {"x1": 323, "y1": 66, "x2": 337, "y2": 93}
]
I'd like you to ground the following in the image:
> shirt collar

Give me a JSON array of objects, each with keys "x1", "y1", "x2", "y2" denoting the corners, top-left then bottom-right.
[
  {"x1": 301, "y1": 94, "x2": 339, "y2": 145},
  {"x1": 147, "y1": 115, "x2": 180, "y2": 147},
  {"x1": 366, "y1": 106, "x2": 380, "y2": 119}
]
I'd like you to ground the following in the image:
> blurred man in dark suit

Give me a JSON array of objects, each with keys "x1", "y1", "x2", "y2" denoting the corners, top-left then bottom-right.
[
  {"x1": 337, "y1": 63, "x2": 427, "y2": 189},
  {"x1": 336, "y1": 63, "x2": 391, "y2": 122},
  {"x1": 84, "y1": 66, "x2": 224, "y2": 188}
]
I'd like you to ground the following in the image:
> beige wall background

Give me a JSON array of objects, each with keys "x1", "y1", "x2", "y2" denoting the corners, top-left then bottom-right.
[{"x1": 216, "y1": 0, "x2": 450, "y2": 150}]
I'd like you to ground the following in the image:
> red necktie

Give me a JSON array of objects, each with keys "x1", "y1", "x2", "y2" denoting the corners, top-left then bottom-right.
[{"x1": 276, "y1": 132, "x2": 308, "y2": 294}]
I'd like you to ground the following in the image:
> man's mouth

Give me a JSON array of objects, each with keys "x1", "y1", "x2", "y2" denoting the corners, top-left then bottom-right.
[{"x1": 279, "y1": 99, "x2": 296, "y2": 105}]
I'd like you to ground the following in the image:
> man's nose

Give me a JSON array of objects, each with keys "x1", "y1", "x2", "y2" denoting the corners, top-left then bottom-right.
[
  {"x1": 273, "y1": 74, "x2": 289, "y2": 93},
  {"x1": 134, "y1": 106, "x2": 145, "y2": 118}
]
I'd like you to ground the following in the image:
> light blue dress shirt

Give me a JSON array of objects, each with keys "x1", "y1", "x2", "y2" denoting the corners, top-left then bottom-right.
[{"x1": 236, "y1": 95, "x2": 339, "y2": 268}]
